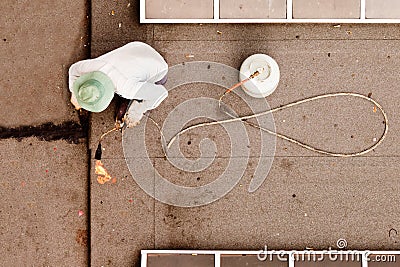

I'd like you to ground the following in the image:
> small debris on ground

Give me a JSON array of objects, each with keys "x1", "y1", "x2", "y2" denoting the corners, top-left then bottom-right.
[
  {"x1": 389, "y1": 228, "x2": 398, "y2": 237},
  {"x1": 127, "y1": 2, "x2": 131, "y2": 8},
  {"x1": 78, "y1": 210, "x2": 84, "y2": 217},
  {"x1": 368, "y1": 92, "x2": 372, "y2": 98},
  {"x1": 373, "y1": 137, "x2": 377, "y2": 142},
  {"x1": 217, "y1": 30, "x2": 222, "y2": 35},
  {"x1": 346, "y1": 30, "x2": 352, "y2": 35},
  {"x1": 373, "y1": 106, "x2": 377, "y2": 113},
  {"x1": 95, "y1": 160, "x2": 113, "y2": 184},
  {"x1": 118, "y1": 22, "x2": 122, "y2": 28},
  {"x1": 333, "y1": 24, "x2": 341, "y2": 28},
  {"x1": 110, "y1": 10, "x2": 115, "y2": 16},
  {"x1": 185, "y1": 54, "x2": 195, "y2": 58}
]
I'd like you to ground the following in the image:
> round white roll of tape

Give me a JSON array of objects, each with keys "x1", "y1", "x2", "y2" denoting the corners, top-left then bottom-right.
[{"x1": 239, "y1": 54, "x2": 280, "y2": 98}]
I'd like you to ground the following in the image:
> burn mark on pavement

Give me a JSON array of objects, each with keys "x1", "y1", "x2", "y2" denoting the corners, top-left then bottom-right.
[
  {"x1": 0, "y1": 121, "x2": 87, "y2": 144},
  {"x1": 76, "y1": 229, "x2": 88, "y2": 247},
  {"x1": 389, "y1": 228, "x2": 398, "y2": 237},
  {"x1": 280, "y1": 158, "x2": 294, "y2": 171}
]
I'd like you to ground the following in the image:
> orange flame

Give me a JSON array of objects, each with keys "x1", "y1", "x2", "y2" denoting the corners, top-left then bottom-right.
[{"x1": 95, "y1": 160, "x2": 113, "y2": 184}]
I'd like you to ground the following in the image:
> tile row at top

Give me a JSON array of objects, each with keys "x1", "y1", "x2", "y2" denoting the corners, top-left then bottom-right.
[{"x1": 142, "y1": 0, "x2": 400, "y2": 23}]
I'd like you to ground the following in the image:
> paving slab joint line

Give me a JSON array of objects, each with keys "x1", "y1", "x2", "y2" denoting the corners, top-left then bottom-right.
[{"x1": 84, "y1": 0, "x2": 92, "y2": 264}]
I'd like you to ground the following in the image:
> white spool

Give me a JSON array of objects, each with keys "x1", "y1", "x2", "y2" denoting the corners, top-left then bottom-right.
[{"x1": 240, "y1": 54, "x2": 280, "y2": 98}]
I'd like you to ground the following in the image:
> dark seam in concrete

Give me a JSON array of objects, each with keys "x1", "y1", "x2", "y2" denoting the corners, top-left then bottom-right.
[
  {"x1": 86, "y1": 146, "x2": 92, "y2": 267},
  {"x1": 86, "y1": 0, "x2": 92, "y2": 264},
  {"x1": 0, "y1": 121, "x2": 87, "y2": 144},
  {"x1": 79, "y1": 110, "x2": 91, "y2": 267}
]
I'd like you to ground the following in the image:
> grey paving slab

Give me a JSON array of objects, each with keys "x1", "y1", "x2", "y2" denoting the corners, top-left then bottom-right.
[
  {"x1": 90, "y1": 3, "x2": 400, "y2": 265},
  {"x1": 147, "y1": 254, "x2": 215, "y2": 267},
  {"x1": 295, "y1": 258, "x2": 361, "y2": 267},
  {"x1": 154, "y1": 24, "x2": 400, "y2": 42},
  {"x1": 154, "y1": 157, "x2": 400, "y2": 250},
  {"x1": 293, "y1": 0, "x2": 361, "y2": 19},
  {"x1": 151, "y1": 39, "x2": 399, "y2": 157},
  {"x1": 1, "y1": 0, "x2": 90, "y2": 266},
  {"x1": 91, "y1": 0, "x2": 153, "y2": 57},
  {"x1": 220, "y1": 0, "x2": 287, "y2": 19},
  {"x1": 90, "y1": 158, "x2": 155, "y2": 267},
  {"x1": 221, "y1": 255, "x2": 287, "y2": 267},
  {"x1": 0, "y1": 138, "x2": 88, "y2": 266},
  {"x1": 134, "y1": 82, "x2": 266, "y2": 160},
  {"x1": 366, "y1": 0, "x2": 400, "y2": 19},
  {"x1": 145, "y1": 0, "x2": 214, "y2": 19},
  {"x1": 0, "y1": 0, "x2": 89, "y2": 128}
]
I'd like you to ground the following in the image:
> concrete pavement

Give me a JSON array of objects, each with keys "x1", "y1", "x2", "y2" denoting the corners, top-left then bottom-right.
[
  {"x1": 90, "y1": 1, "x2": 400, "y2": 266},
  {"x1": 1, "y1": 0, "x2": 400, "y2": 266},
  {"x1": 0, "y1": 0, "x2": 90, "y2": 265}
]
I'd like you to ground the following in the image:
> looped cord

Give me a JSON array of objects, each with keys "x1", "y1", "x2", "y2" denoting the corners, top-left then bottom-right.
[{"x1": 165, "y1": 91, "x2": 388, "y2": 157}]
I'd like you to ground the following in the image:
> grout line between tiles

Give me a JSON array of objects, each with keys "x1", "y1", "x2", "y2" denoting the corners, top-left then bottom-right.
[
  {"x1": 153, "y1": 38, "x2": 400, "y2": 42},
  {"x1": 153, "y1": 158, "x2": 156, "y2": 250},
  {"x1": 99, "y1": 155, "x2": 400, "y2": 159}
]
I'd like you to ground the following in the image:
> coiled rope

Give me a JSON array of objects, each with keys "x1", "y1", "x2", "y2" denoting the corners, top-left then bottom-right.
[{"x1": 165, "y1": 73, "x2": 388, "y2": 157}]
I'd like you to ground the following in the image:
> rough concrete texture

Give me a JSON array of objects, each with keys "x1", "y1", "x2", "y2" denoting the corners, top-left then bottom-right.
[
  {"x1": 152, "y1": 23, "x2": 400, "y2": 41},
  {"x1": 293, "y1": 0, "x2": 360, "y2": 19},
  {"x1": 91, "y1": 0, "x2": 153, "y2": 56},
  {"x1": 90, "y1": 158, "x2": 155, "y2": 267},
  {"x1": 220, "y1": 0, "x2": 287, "y2": 19},
  {"x1": 0, "y1": 138, "x2": 88, "y2": 266},
  {"x1": 366, "y1": 0, "x2": 400, "y2": 19},
  {"x1": 0, "y1": 0, "x2": 89, "y2": 265},
  {"x1": 91, "y1": 1, "x2": 400, "y2": 266},
  {"x1": 0, "y1": 0, "x2": 89, "y2": 127}
]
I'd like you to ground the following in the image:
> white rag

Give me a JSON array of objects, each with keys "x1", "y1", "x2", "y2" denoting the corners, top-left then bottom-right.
[{"x1": 69, "y1": 42, "x2": 169, "y2": 113}]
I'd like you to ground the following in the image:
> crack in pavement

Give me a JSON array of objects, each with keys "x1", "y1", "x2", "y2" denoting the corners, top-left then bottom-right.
[{"x1": 0, "y1": 121, "x2": 87, "y2": 144}]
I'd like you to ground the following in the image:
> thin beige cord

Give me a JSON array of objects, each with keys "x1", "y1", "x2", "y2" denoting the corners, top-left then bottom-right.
[
  {"x1": 99, "y1": 127, "x2": 118, "y2": 143},
  {"x1": 144, "y1": 114, "x2": 168, "y2": 154},
  {"x1": 166, "y1": 92, "x2": 388, "y2": 157}
]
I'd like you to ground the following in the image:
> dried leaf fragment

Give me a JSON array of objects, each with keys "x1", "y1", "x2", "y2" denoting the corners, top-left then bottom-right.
[{"x1": 95, "y1": 160, "x2": 112, "y2": 184}]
